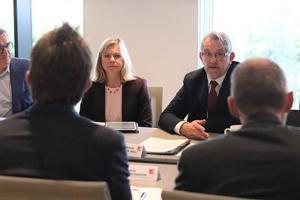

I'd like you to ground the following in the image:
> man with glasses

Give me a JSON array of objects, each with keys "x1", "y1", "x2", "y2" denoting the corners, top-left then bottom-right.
[
  {"x1": 159, "y1": 32, "x2": 240, "y2": 139},
  {"x1": 0, "y1": 28, "x2": 32, "y2": 117}
]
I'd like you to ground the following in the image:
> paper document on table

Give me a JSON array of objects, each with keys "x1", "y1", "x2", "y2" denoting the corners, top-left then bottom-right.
[
  {"x1": 141, "y1": 137, "x2": 190, "y2": 155},
  {"x1": 131, "y1": 186, "x2": 162, "y2": 200}
]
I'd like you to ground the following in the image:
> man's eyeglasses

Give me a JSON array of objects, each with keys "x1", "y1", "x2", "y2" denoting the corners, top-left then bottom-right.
[
  {"x1": 0, "y1": 42, "x2": 13, "y2": 54},
  {"x1": 201, "y1": 51, "x2": 229, "y2": 60}
]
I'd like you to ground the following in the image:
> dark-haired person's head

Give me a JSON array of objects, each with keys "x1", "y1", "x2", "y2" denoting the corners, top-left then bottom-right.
[
  {"x1": 27, "y1": 23, "x2": 92, "y2": 105},
  {"x1": 227, "y1": 57, "x2": 293, "y2": 123}
]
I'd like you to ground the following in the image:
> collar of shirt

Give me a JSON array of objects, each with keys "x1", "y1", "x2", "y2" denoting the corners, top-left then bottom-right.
[
  {"x1": 207, "y1": 73, "x2": 226, "y2": 95},
  {"x1": 0, "y1": 66, "x2": 10, "y2": 79}
]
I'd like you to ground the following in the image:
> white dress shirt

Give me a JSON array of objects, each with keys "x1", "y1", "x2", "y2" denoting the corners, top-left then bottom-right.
[{"x1": 0, "y1": 66, "x2": 12, "y2": 117}]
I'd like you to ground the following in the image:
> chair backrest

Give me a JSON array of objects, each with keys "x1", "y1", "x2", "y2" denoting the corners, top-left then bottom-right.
[
  {"x1": 286, "y1": 109, "x2": 300, "y2": 127},
  {"x1": 0, "y1": 175, "x2": 111, "y2": 200},
  {"x1": 161, "y1": 190, "x2": 252, "y2": 200},
  {"x1": 148, "y1": 86, "x2": 163, "y2": 127}
]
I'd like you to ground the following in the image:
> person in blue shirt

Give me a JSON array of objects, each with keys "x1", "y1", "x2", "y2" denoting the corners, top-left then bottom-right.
[{"x1": 0, "y1": 28, "x2": 32, "y2": 117}]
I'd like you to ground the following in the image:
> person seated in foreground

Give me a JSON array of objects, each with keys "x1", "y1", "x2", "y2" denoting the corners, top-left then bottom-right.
[
  {"x1": 175, "y1": 57, "x2": 300, "y2": 199},
  {"x1": 0, "y1": 23, "x2": 131, "y2": 200},
  {"x1": 80, "y1": 37, "x2": 152, "y2": 127},
  {"x1": 158, "y1": 32, "x2": 240, "y2": 140}
]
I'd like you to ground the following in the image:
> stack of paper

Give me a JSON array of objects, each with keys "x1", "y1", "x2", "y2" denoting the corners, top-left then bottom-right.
[{"x1": 141, "y1": 137, "x2": 190, "y2": 155}]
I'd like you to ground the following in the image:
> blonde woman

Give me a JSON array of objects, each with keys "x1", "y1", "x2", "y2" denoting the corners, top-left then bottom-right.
[{"x1": 80, "y1": 37, "x2": 152, "y2": 127}]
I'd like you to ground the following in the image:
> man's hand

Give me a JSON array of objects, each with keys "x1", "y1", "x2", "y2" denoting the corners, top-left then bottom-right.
[{"x1": 179, "y1": 120, "x2": 209, "y2": 140}]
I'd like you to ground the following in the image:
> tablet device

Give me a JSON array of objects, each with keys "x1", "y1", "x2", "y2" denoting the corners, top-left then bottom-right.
[{"x1": 105, "y1": 121, "x2": 139, "y2": 133}]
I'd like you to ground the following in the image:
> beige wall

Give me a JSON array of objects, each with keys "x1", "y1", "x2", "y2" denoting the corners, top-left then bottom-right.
[{"x1": 83, "y1": 0, "x2": 198, "y2": 108}]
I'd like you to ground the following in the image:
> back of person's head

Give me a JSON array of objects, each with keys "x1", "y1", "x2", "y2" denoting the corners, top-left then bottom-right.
[
  {"x1": 95, "y1": 37, "x2": 135, "y2": 83},
  {"x1": 230, "y1": 57, "x2": 288, "y2": 116},
  {"x1": 201, "y1": 31, "x2": 233, "y2": 53},
  {"x1": 29, "y1": 23, "x2": 92, "y2": 105}
]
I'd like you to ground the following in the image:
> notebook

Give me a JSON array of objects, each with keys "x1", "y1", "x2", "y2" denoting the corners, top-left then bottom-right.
[{"x1": 141, "y1": 137, "x2": 190, "y2": 155}]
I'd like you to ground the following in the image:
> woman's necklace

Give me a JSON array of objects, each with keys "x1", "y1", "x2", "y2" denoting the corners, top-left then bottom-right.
[{"x1": 106, "y1": 86, "x2": 121, "y2": 94}]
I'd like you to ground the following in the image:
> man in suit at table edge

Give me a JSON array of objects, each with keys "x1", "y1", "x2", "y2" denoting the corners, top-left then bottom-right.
[
  {"x1": 159, "y1": 31, "x2": 240, "y2": 140},
  {"x1": 175, "y1": 57, "x2": 300, "y2": 199}
]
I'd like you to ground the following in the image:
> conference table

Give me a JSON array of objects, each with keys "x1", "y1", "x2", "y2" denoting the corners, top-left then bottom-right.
[{"x1": 125, "y1": 127, "x2": 220, "y2": 191}]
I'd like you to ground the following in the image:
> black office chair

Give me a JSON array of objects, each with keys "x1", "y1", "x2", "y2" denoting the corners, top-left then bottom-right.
[{"x1": 286, "y1": 109, "x2": 300, "y2": 127}]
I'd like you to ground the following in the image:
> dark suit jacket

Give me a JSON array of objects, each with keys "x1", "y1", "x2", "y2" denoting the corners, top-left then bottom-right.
[
  {"x1": 158, "y1": 61, "x2": 240, "y2": 133},
  {"x1": 0, "y1": 104, "x2": 132, "y2": 200},
  {"x1": 80, "y1": 77, "x2": 152, "y2": 127},
  {"x1": 10, "y1": 57, "x2": 32, "y2": 114},
  {"x1": 175, "y1": 112, "x2": 300, "y2": 199}
]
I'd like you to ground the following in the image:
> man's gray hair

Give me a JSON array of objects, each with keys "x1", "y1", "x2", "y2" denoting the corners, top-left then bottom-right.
[{"x1": 200, "y1": 32, "x2": 232, "y2": 53}]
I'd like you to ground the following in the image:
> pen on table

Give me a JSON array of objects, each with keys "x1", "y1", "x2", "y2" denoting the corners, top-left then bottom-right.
[
  {"x1": 131, "y1": 188, "x2": 147, "y2": 200},
  {"x1": 140, "y1": 191, "x2": 146, "y2": 200}
]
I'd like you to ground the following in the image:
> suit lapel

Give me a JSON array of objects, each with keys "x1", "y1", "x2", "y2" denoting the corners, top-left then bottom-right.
[
  {"x1": 9, "y1": 62, "x2": 20, "y2": 113},
  {"x1": 97, "y1": 83, "x2": 106, "y2": 121},
  {"x1": 122, "y1": 82, "x2": 129, "y2": 121},
  {"x1": 189, "y1": 70, "x2": 208, "y2": 120},
  {"x1": 216, "y1": 62, "x2": 238, "y2": 110}
]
